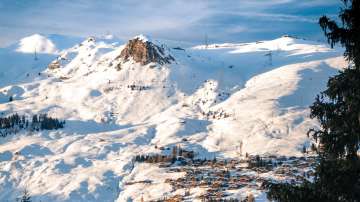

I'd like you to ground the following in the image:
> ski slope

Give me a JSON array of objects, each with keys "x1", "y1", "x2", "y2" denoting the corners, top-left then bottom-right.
[{"x1": 0, "y1": 34, "x2": 346, "y2": 201}]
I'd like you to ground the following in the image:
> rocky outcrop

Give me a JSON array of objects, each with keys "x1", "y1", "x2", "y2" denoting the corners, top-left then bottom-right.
[
  {"x1": 119, "y1": 36, "x2": 174, "y2": 65},
  {"x1": 48, "y1": 60, "x2": 60, "y2": 69}
]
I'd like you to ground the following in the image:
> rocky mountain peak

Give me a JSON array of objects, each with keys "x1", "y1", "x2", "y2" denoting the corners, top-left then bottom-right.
[{"x1": 119, "y1": 36, "x2": 174, "y2": 65}]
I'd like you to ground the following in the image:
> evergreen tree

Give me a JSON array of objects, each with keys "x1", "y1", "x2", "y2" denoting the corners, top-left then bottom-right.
[
  {"x1": 20, "y1": 189, "x2": 31, "y2": 202},
  {"x1": 212, "y1": 157, "x2": 217, "y2": 164},
  {"x1": 172, "y1": 146, "x2": 178, "y2": 160},
  {"x1": 265, "y1": 1, "x2": 360, "y2": 201},
  {"x1": 302, "y1": 145, "x2": 307, "y2": 154}
]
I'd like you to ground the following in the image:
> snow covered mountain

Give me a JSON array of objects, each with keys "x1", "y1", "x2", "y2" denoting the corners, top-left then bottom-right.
[{"x1": 0, "y1": 34, "x2": 346, "y2": 201}]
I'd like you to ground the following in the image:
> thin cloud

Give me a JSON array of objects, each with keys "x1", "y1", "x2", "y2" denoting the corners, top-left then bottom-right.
[{"x1": 0, "y1": 0, "x2": 341, "y2": 47}]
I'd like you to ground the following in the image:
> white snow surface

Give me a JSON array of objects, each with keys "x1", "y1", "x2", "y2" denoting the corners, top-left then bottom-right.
[
  {"x1": 0, "y1": 35, "x2": 347, "y2": 201},
  {"x1": 16, "y1": 34, "x2": 58, "y2": 54}
]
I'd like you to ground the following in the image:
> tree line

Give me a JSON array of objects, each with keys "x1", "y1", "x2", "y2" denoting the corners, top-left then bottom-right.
[{"x1": 0, "y1": 113, "x2": 65, "y2": 137}]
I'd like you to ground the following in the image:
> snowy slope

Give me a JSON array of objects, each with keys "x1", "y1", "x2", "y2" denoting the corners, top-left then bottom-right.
[{"x1": 0, "y1": 34, "x2": 346, "y2": 201}]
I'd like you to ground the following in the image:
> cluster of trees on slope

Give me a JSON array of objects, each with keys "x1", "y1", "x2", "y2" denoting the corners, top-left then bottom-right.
[
  {"x1": 19, "y1": 189, "x2": 31, "y2": 202},
  {"x1": 248, "y1": 155, "x2": 274, "y2": 169},
  {"x1": 0, "y1": 113, "x2": 65, "y2": 137},
  {"x1": 264, "y1": 0, "x2": 360, "y2": 201}
]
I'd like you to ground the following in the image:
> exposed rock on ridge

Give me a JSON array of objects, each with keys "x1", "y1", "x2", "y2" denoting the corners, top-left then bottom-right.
[
  {"x1": 48, "y1": 60, "x2": 61, "y2": 69},
  {"x1": 119, "y1": 36, "x2": 174, "y2": 65}
]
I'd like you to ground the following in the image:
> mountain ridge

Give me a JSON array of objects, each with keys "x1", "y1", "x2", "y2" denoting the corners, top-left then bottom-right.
[{"x1": 0, "y1": 33, "x2": 347, "y2": 201}]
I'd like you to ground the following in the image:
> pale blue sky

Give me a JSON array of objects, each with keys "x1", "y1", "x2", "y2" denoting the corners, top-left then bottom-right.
[{"x1": 0, "y1": 0, "x2": 341, "y2": 46}]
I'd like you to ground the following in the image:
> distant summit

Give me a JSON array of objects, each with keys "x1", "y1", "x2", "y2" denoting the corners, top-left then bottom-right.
[
  {"x1": 16, "y1": 34, "x2": 58, "y2": 54},
  {"x1": 119, "y1": 35, "x2": 174, "y2": 65}
]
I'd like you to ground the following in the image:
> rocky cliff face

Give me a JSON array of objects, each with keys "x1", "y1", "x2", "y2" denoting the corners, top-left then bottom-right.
[
  {"x1": 48, "y1": 60, "x2": 60, "y2": 69},
  {"x1": 119, "y1": 36, "x2": 174, "y2": 65}
]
